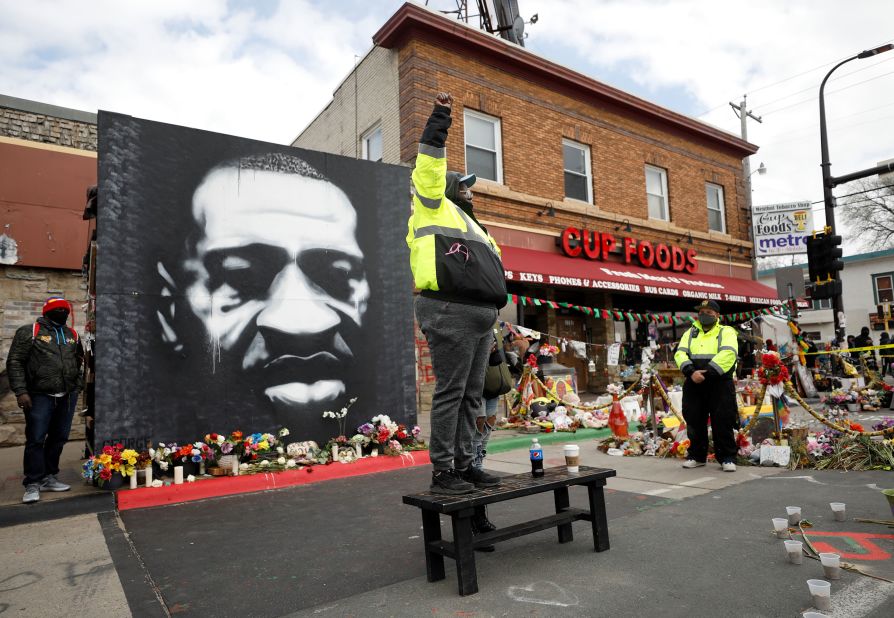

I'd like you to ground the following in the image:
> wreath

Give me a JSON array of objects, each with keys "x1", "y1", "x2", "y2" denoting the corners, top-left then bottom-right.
[{"x1": 757, "y1": 352, "x2": 789, "y2": 386}]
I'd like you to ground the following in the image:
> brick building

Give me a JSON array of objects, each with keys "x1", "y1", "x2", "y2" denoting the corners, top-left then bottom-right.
[
  {"x1": 294, "y1": 3, "x2": 776, "y2": 394},
  {"x1": 0, "y1": 94, "x2": 95, "y2": 446}
]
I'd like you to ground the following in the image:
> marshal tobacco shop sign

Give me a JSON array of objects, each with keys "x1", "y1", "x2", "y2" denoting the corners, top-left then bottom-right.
[{"x1": 752, "y1": 201, "x2": 814, "y2": 257}]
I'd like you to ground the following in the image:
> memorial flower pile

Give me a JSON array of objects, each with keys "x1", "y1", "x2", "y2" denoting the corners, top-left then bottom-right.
[{"x1": 82, "y1": 443, "x2": 138, "y2": 485}]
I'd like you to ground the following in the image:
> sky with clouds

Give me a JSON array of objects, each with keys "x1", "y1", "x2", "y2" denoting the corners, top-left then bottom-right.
[{"x1": 2, "y1": 0, "x2": 892, "y2": 256}]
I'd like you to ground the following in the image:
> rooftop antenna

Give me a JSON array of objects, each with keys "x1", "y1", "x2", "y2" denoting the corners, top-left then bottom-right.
[{"x1": 433, "y1": 1, "x2": 536, "y2": 47}]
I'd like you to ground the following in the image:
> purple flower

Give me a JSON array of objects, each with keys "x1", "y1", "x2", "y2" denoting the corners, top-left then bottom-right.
[
  {"x1": 221, "y1": 442, "x2": 233, "y2": 454},
  {"x1": 358, "y1": 423, "x2": 374, "y2": 437}
]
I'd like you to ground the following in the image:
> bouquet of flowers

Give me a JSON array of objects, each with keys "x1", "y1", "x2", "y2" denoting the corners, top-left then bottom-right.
[
  {"x1": 606, "y1": 383, "x2": 624, "y2": 397},
  {"x1": 171, "y1": 442, "x2": 213, "y2": 465},
  {"x1": 242, "y1": 432, "x2": 277, "y2": 461},
  {"x1": 82, "y1": 443, "x2": 138, "y2": 486},
  {"x1": 757, "y1": 352, "x2": 789, "y2": 386},
  {"x1": 358, "y1": 414, "x2": 399, "y2": 445},
  {"x1": 322, "y1": 397, "x2": 358, "y2": 440}
]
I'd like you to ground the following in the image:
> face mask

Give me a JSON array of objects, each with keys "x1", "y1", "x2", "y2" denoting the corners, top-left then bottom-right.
[
  {"x1": 698, "y1": 314, "x2": 717, "y2": 328},
  {"x1": 46, "y1": 309, "x2": 69, "y2": 325}
]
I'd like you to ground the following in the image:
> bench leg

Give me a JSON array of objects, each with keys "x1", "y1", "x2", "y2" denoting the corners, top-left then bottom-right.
[
  {"x1": 451, "y1": 510, "x2": 478, "y2": 596},
  {"x1": 553, "y1": 487, "x2": 574, "y2": 543},
  {"x1": 587, "y1": 482, "x2": 610, "y2": 552},
  {"x1": 422, "y1": 509, "x2": 445, "y2": 582}
]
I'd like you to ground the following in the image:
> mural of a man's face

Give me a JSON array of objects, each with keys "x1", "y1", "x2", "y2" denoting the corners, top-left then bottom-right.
[{"x1": 172, "y1": 158, "x2": 369, "y2": 413}]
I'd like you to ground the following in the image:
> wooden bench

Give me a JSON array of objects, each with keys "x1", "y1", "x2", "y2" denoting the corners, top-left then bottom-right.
[{"x1": 403, "y1": 465, "x2": 616, "y2": 595}]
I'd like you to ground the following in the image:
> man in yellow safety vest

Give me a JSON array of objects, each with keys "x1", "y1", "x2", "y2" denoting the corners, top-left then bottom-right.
[{"x1": 674, "y1": 300, "x2": 739, "y2": 472}]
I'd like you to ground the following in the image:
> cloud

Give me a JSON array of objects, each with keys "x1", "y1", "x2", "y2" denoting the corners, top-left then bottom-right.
[{"x1": 0, "y1": 0, "x2": 383, "y2": 144}]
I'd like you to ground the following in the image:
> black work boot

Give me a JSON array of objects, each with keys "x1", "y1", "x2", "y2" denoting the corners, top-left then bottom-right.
[
  {"x1": 471, "y1": 505, "x2": 497, "y2": 552},
  {"x1": 430, "y1": 469, "x2": 475, "y2": 495},
  {"x1": 459, "y1": 466, "x2": 501, "y2": 488}
]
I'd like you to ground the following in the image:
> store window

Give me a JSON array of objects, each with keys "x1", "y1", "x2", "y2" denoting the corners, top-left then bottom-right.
[
  {"x1": 706, "y1": 182, "x2": 725, "y2": 233},
  {"x1": 361, "y1": 125, "x2": 383, "y2": 162},
  {"x1": 645, "y1": 165, "x2": 669, "y2": 221},
  {"x1": 463, "y1": 109, "x2": 502, "y2": 182},
  {"x1": 874, "y1": 272, "x2": 894, "y2": 303},
  {"x1": 563, "y1": 139, "x2": 592, "y2": 203}
]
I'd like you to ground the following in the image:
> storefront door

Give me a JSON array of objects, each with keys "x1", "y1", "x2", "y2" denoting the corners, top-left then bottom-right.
[{"x1": 556, "y1": 315, "x2": 589, "y2": 392}]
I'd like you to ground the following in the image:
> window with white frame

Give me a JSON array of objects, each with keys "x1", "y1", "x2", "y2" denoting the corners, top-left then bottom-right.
[
  {"x1": 463, "y1": 109, "x2": 502, "y2": 182},
  {"x1": 563, "y1": 139, "x2": 592, "y2": 203},
  {"x1": 645, "y1": 165, "x2": 669, "y2": 221},
  {"x1": 706, "y1": 182, "x2": 725, "y2": 232},
  {"x1": 361, "y1": 125, "x2": 383, "y2": 162},
  {"x1": 874, "y1": 273, "x2": 894, "y2": 304}
]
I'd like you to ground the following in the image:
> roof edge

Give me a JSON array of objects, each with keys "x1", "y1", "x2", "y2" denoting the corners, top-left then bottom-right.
[
  {"x1": 373, "y1": 3, "x2": 758, "y2": 157},
  {"x1": 0, "y1": 94, "x2": 96, "y2": 124}
]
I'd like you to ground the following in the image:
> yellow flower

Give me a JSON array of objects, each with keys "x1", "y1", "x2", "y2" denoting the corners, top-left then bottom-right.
[
  {"x1": 99, "y1": 454, "x2": 112, "y2": 465},
  {"x1": 258, "y1": 440, "x2": 269, "y2": 450},
  {"x1": 127, "y1": 456, "x2": 137, "y2": 466},
  {"x1": 124, "y1": 465, "x2": 135, "y2": 477},
  {"x1": 111, "y1": 462, "x2": 120, "y2": 471},
  {"x1": 122, "y1": 449, "x2": 137, "y2": 459}
]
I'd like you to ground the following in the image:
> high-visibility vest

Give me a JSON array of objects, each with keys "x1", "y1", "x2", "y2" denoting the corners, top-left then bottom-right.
[
  {"x1": 406, "y1": 117, "x2": 506, "y2": 308},
  {"x1": 674, "y1": 322, "x2": 738, "y2": 378}
]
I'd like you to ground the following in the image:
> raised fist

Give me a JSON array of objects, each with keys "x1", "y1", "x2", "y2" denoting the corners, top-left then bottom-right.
[{"x1": 435, "y1": 92, "x2": 453, "y2": 108}]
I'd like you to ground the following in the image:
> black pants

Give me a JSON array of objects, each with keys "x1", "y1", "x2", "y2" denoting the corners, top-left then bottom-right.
[
  {"x1": 682, "y1": 377, "x2": 737, "y2": 464},
  {"x1": 23, "y1": 393, "x2": 77, "y2": 486}
]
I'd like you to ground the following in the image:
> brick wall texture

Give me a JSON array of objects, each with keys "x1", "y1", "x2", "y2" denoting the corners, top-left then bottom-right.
[
  {"x1": 292, "y1": 46, "x2": 402, "y2": 164},
  {"x1": 0, "y1": 105, "x2": 97, "y2": 151}
]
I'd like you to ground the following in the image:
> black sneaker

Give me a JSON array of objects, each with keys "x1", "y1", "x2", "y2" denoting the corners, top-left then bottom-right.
[
  {"x1": 430, "y1": 469, "x2": 475, "y2": 495},
  {"x1": 459, "y1": 467, "x2": 501, "y2": 488}
]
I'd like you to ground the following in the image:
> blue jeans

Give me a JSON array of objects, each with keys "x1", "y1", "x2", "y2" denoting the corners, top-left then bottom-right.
[
  {"x1": 472, "y1": 397, "x2": 498, "y2": 470},
  {"x1": 23, "y1": 392, "x2": 78, "y2": 486}
]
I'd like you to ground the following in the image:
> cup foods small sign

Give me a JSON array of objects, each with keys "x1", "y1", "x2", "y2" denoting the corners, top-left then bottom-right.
[{"x1": 752, "y1": 201, "x2": 814, "y2": 257}]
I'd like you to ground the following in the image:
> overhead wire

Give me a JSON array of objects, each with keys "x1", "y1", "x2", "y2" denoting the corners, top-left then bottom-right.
[{"x1": 761, "y1": 68, "x2": 894, "y2": 116}]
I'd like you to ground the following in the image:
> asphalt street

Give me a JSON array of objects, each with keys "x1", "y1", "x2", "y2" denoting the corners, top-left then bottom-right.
[{"x1": 1, "y1": 442, "x2": 893, "y2": 617}]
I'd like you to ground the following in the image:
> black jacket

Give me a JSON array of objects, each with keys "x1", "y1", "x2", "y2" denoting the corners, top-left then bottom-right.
[{"x1": 5, "y1": 317, "x2": 84, "y2": 396}]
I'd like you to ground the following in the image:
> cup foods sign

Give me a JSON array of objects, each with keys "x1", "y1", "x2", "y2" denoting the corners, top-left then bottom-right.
[{"x1": 752, "y1": 201, "x2": 814, "y2": 257}]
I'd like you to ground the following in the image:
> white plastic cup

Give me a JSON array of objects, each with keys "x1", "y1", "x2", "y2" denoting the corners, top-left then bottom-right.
[
  {"x1": 564, "y1": 444, "x2": 580, "y2": 473},
  {"x1": 829, "y1": 502, "x2": 846, "y2": 522},
  {"x1": 819, "y1": 553, "x2": 841, "y2": 580},
  {"x1": 787, "y1": 506, "x2": 802, "y2": 526},
  {"x1": 785, "y1": 539, "x2": 804, "y2": 564},
  {"x1": 772, "y1": 517, "x2": 790, "y2": 539},
  {"x1": 806, "y1": 579, "x2": 831, "y2": 611}
]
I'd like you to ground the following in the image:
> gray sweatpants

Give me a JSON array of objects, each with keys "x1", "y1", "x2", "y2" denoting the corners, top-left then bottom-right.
[{"x1": 415, "y1": 295, "x2": 497, "y2": 471}]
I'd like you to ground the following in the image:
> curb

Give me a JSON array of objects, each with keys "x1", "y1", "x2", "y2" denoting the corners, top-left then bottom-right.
[
  {"x1": 488, "y1": 423, "x2": 635, "y2": 455},
  {"x1": 116, "y1": 450, "x2": 431, "y2": 511},
  {"x1": 0, "y1": 491, "x2": 116, "y2": 528}
]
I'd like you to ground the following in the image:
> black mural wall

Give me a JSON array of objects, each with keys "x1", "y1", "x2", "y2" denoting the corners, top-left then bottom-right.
[{"x1": 96, "y1": 112, "x2": 414, "y2": 447}]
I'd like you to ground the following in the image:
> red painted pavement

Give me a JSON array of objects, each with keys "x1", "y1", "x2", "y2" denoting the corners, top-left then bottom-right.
[{"x1": 117, "y1": 451, "x2": 430, "y2": 511}]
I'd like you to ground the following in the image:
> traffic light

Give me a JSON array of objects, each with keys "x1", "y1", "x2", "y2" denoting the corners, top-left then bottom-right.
[{"x1": 806, "y1": 228, "x2": 844, "y2": 300}]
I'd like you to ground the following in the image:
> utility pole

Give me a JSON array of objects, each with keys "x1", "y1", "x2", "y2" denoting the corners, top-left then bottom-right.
[{"x1": 730, "y1": 96, "x2": 762, "y2": 279}]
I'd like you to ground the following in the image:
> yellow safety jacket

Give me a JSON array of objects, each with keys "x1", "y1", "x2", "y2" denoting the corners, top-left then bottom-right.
[
  {"x1": 406, "y1": 104, "x2": 507, "y2": 308},
  {"x1": 674, "y1": 321, "x2": 739, "y2": 379}
]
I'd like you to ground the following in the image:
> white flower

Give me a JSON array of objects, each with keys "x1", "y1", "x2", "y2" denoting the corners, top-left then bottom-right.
[
  {"x1": 159, "y1": 442, "x2": 166, "y2": 448},
  {"x1": 260, "y1": 460, "x2": 270, "y2": 466},
  {"x1": 277, "y1": 457, "x2": 286, "y2": 465},
  {"x1": 279, "y1": 428, "x2": 290, "y2": 437},
  {"x1": 239, "y1": 463, "x2": 249, "y2": 470},
  {"x1": 217, "y1": 435, "x2": 225, "y2": 444},
  {"x1": 285, "y1": 459, "x2": 297, "y2": 468},
  {"x1": 277, "y1": 446, "x2": 284, "y2": 454},
  {"x1": 151, "y1": 479, "x2": 164, "y2": 488},
  {"x1": 148, "y1": 448, "x2": 156, "y2": 458},
  {"x1": 186, "y1": 475, "x2": 196, "y2": 483},
  {"x1": 349, "y1": 397, "x2": 358, "y2": 403},
  {"x1": 159, "y1": 462, "x2": 169, "y2": 471}
]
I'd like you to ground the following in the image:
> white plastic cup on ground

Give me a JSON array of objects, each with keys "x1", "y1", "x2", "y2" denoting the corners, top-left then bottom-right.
[
  {"x1": 806, "y1": 579, "x2": 831, "y2": 611},
  {"x1": 784, "y1": 539, "x2": 804, "y2": 564},
  {"x1": 564, "y1": 444, "x2": 580, "y2": 473},
  {"x1": 772, "y1": 517, "x2": 790, "y2": 539},
  {"x1": 787, "y1": 506, "x2": 802, "y2": 526},
  {"x1": 829, "y1": 502, "x2": 846, "y2": 522},
  {"x1": 819, "y1": 553, "x2": 841, "y2": 580}
]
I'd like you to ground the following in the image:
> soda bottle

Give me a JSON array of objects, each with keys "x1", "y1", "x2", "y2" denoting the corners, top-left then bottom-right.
[
  {"x1": 609, "y1": 395, "x2": 629, "y2": 439},
  {"x1": 530, "y1": 438, "x2": 544, "y2": 477}
]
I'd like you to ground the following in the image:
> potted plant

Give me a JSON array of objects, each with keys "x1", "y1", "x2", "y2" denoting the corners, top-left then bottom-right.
[{"x1": 82, "y1": 443, "x2": 138, "y2": 490}]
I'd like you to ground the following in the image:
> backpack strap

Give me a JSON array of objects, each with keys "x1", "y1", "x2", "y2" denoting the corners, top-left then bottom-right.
[{"x1": 32, "y1": 322, "x2": 40, "y2": 340}]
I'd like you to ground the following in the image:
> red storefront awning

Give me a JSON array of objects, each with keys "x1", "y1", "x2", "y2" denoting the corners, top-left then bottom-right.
[{"x1": 502, "y1": 246, "x2": 779, "y2": 305}]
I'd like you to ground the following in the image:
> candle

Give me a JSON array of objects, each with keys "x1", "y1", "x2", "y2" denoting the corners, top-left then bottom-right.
[
  {"x1": 231, "y1": 458, "x2": 239, "y2": 476},
  {"x1": 199, "y1": 462, "x2": 205, "y2": 476},
  {"x1": 355, "y1": 443, "x2": 362, "y2": 459},
  {"x1": 331, "y1": 444, "x2": 338, "y2": 462},
  {"x1": 130, "y1": 473, "x2": 138, "y2": 490},
  {"x1": 174, "y1": 466, "x2": 184, "y2": 484},
  {"x1": 144, "y1": 467, "x2": 153, "y2": 487}
]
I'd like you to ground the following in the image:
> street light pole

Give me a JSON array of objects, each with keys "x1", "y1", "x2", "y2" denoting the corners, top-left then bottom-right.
[{"x1": 819, "y1": 43, "x2": 894, "y2": 340}]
